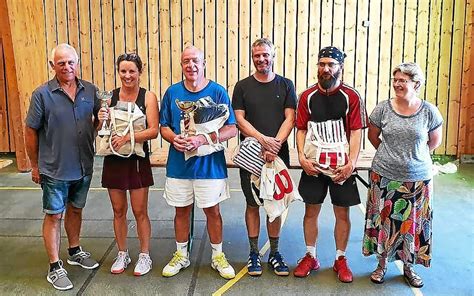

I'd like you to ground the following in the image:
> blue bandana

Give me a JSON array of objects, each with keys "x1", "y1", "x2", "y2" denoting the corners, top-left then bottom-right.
[{"x1": 318, "y1": 46, "x2": 346, "y2": 63}]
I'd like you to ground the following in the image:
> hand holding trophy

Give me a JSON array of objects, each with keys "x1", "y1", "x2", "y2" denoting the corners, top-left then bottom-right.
[
  {"x1": 175, "y1": 99, "x2": 197, "y2": 137},
  {"x1": 97, "y1": 90, "x2": 113, "y2": 136}
]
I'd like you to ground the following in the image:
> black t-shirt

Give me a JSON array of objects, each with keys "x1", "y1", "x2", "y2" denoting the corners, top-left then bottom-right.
[{"x1": 232, "y1": 74, "x2": 297, "y2": 160}]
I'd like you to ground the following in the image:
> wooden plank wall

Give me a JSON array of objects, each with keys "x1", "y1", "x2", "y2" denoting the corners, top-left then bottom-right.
[
  {"x1": 0, "y1": 0, "x2": 47, "y2": 170},
  {"x1": 458, "y1": 0, "x2": 474, "y2": 155},
  {"x1": 31, "y1": 0, "x2": 473, "y2": 155}
]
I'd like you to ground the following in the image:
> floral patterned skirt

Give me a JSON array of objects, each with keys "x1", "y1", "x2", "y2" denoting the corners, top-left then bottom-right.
[{"x1": 362, "y1": 171, "x2": 432, "y2": 267}]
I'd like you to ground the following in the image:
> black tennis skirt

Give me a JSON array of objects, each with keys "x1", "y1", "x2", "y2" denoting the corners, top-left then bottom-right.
[{"x1": 101, "y1": 154, "x2": 154, "y2": 190}]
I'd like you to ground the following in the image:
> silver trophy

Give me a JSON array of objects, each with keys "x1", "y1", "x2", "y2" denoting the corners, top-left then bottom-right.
[
  {"x1": 175, "y1": 99, "x2": 197, "y2": 137},
  {"x1": 97, "y1": 90, "x2": 113, "y2": 136}
]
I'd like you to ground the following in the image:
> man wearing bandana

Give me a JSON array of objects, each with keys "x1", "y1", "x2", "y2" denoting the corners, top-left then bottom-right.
[{"x1": 293, "y1": 46, "x2": 368, "y2": 282}]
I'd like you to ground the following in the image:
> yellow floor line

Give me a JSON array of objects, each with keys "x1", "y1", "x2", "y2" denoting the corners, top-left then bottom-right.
[
  {"x1": 357, "y1": 202, "x2": 423, "y2": 296},
  {"x1": 212, "y1": 209, "x2": 289, "y2": 296}
]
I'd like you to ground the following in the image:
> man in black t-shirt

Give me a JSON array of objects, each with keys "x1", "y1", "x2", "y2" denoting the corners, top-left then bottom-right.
[{"x1": 232, "y1": 38, "x2": 297, "y2": 277}]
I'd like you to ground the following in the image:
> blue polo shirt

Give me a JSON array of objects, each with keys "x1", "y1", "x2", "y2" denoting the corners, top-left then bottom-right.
[
  {"x1": 26, "y1": 78, "x2": 100, "y2": 180},
  {"x1": 160, "y1": 80, "x2": 236, "y2": 179}
]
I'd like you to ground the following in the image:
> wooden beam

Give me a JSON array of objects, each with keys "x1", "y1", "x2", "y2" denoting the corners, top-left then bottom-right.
[
  {"x1": 458, "y1": 0, "x2": 474, "y2": 156},
  {"x1": 0, "y1": 0, "x2": 47, "y2": 171}
]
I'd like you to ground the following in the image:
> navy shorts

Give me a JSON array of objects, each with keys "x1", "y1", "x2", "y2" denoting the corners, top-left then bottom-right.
[
  {"x1": 41, "y1": 174, "x2": 92, "y2": 214},
  {"x1": 298, "y1": 171, "x2": 360, "y2": 207}
]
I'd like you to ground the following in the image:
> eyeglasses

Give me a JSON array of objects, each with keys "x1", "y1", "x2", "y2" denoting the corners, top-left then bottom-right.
[
  {"x1": 318, "y1": 62, "x2": 340, "y2": 69},
  {"x1": 391, "y1": 78, "x2": 411, "y2": 85}
]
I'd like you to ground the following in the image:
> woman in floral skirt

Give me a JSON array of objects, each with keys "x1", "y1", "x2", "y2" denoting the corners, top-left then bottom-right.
[{"x1": 362, "y1": 62, "x2": 443, "y2": 287}]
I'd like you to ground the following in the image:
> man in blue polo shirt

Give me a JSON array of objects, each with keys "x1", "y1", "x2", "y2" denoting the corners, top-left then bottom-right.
[
  {"x1": 25, "y1": 43, "x2": 100, "y2": 291},
  {"x1": 160, "y1": 46, "x2": 237, "y2": 279}
]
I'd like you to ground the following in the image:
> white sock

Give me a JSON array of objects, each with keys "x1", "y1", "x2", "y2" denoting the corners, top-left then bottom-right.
[
  {"x1": 306, "y1": 246, "x2": 316, "y2": 258},
  {"x1": 176, "y1": 241, "x2": 188, "y2": 257},
  {"x1": 211, "y1": 242, "x2": 223, "y2": 258},
  {"x1": 336, "y1": 249, "x2": 346, "y2": 259}
]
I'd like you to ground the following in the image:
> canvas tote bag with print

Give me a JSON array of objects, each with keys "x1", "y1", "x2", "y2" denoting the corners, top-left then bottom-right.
[
  {"x1": 304, "y1": 119, "x2": 349, "y2": 184},
  {"x1": 97, "y1": 101, "x2": 146, "y2": 158},
  {"x1": 184, "y1": 96, "x2": 230, "y2": 160}
]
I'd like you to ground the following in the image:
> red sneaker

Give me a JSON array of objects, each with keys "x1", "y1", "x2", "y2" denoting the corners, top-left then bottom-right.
[
  {"x1": 333, "y1": 256, "x2": 353, "y2": 283},
  {"x1": 293, "y1": 253, "x2": 320, "y2": 277}
]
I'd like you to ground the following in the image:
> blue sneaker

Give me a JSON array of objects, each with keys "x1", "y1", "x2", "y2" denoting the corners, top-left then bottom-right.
[
  {"x1": 268, "y1": 252, "x2": 289, "y2": 276},
  {"x1": 247, "y1": 251, "x2": 262, "y2": 276}
]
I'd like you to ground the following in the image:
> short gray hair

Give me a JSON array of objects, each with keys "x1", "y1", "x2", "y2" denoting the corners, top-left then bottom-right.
[
  {"x1": 181, "y1": 45, "x2": 205, "y2": 61},
  {"x1": 251, "y1": 38, "x2": 275, "y2": 57},
  {"x1": 50, "y1": 43, "x2": 79, "y2": 64},
  {"x1": 392, "y1": 62, "x2": 425, "y2": 88}
]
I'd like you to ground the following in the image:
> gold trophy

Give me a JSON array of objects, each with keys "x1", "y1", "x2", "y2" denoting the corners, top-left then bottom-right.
[
  {"x1": 97, "y1": 90, "x2": 113, "y2": 136},
  {"x1": 175, "y1": 99, "x2": 197, "y2": 137}
]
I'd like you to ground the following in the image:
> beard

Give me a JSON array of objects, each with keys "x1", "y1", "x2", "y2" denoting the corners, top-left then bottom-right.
[
  {"x1": 318, "y1": 69, "x2": 341, "y2": 90},
  {"x1": 254, "y1": 61, "x2": 272, "y2": 74}
]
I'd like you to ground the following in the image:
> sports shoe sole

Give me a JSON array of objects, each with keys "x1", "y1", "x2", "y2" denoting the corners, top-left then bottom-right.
[
  {"x1": 293, "y1": 265, "x2": 319, "y2": 277},
  {"x1": 111, "y1": 258, "x2": 131, "y2": 274},
  {"x1": 247, "y1": 269, "x2": 263, "y2": 276},
  {"x1": 67, "y1": 259, "x2": 99, "y2": 270},
  {"x1": 134, "y1": 267, "x2": 152, "y2": 276},
  {"x1": 46, "y1": 276, "x2": 73, "y2": 291},
  {"x1": 162, "y1": 261, "x2": 191, "y2": 277},
  {"x1": 211, "y1": 264, "x2": 235, "y2": 279},
  {"x1": 333, "y1": 266, "x2": 353, "y2": 283},
  {"x1": 272, "y1": 269, "x2": 290, "y2": 276}
]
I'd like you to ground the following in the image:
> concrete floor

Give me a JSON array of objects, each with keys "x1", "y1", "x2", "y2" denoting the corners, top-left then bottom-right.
[{"x1": 0, "y1": 156, "x2": 473, "y2": 295}]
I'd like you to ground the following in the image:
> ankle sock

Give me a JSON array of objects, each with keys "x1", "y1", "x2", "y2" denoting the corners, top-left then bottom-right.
[
  {"x1": 176, "y1": 241, "x2": 188, "y2": 256},
  {"x1": 210, "y1": 242, "x2": 222, "y2": 258},
  {"x1": 68, "y1": 246, "x2": 81, "y2": 256},
  {"x1": 336, "y1": 249, "x2": 346, "y2": 259},
  {"x1": 306, "y1": 246, "x2": 316, "y2": 258},
  {"x1": 49, "y1": 261, "x2": 60, "y2": 272}
]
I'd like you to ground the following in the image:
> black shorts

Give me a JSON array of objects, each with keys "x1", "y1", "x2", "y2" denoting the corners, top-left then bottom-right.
[
  {"x1": 298, "y1": 171, "x2": 360, "y2": 207},
  {"x1": 240, "y1": 148, "x2": 290, "y2": 208}
]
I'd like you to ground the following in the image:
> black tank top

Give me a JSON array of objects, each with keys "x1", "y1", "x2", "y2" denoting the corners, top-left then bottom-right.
[{"x1": 110, "y1": 87, "x2": 149, "y2": 154}]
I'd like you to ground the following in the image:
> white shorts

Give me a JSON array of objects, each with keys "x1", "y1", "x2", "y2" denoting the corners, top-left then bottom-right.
[{"x1": 163, "y1": 178, "x2": 230, "y2": 208}]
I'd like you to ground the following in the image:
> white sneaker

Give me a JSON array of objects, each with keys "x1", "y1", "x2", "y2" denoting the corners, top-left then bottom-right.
[
  {"x1": 111, "y1": 250, "x2": 131, "y2": 274},
  {"x1": 211, "y1": 252, "x2": 235, "y2": 279},
  {"x1": 134, "y1": 253, "x2": 152, "y2": 276},
  {"x1": 162, "y1": 251, "x2": 190, "y2": 277}
]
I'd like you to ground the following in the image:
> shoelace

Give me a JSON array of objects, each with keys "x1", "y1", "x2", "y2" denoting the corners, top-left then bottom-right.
[
  {"x1": 213, "y1": 254, "x2": 229, "y2": 268},
  {"x1": 297, "y1": 255, "x2": 314, "y2": 268},
  {"x1": 54, "y1": 268, "x2": 68, "y2": 279},
  {"x1": 169, "y1": 252, "x2": 186, "y2": 266},
  {"x1": 137, "y1": 254, "x2": 151, "y2": 266},
  {"x1": 271, "y1": 253, "x2": 287, "y2": 267},
  {"x1": 248, "y1": 253, "x2": 261, "y2": 266},
  {"x1": 75, "y1": 250, "x2": 91, "y2": 259},
  {"x1": 114, "y1": 252, "x2": 128, "y2": 265}
]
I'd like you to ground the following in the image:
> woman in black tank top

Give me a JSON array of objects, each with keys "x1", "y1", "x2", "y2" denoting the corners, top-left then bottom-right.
[{"x1": 99, "y1": 53, "x2": 159, "y2": 276}]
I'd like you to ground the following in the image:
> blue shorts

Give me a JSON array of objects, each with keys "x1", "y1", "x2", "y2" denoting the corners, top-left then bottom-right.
[{"x1": 40, "y1": 174, "x2": 92, "y2": 214}]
